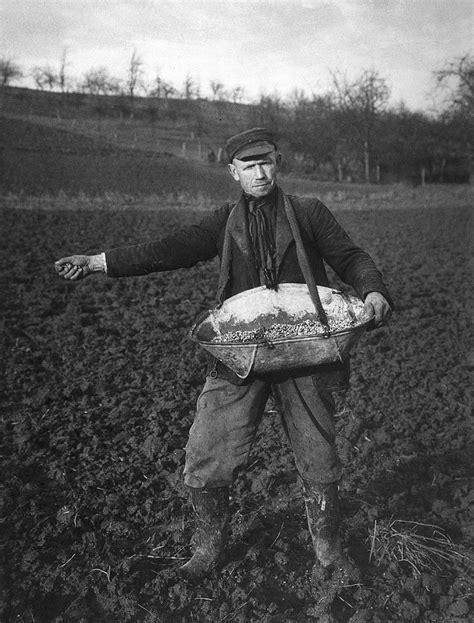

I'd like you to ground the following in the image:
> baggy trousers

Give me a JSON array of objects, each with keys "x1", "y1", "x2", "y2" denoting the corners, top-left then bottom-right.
[{"x1": 184, "y1": 373, "x2": 342, "y2": 489}]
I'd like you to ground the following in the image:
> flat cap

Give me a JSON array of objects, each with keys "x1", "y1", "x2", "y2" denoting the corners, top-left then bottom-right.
[{"x1": 225, "y1": 127, "x2": 277, "y2": 162}]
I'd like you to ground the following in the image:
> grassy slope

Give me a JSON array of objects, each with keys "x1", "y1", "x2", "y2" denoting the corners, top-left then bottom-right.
[
  {"x1": 0, "y1": 116, "x2": 238, "y2": 199},
  {"x1": 2, "y1": 86, "x2": 256, "y2": 160}
]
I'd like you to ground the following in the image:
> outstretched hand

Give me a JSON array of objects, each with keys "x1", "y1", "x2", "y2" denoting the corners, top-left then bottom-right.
[
  {"x1": 55, "y1": 255, "x2": 93, "y2": 281},
  {"x1": 364, "y1": 292, "x2": 392, "y2": 329}
]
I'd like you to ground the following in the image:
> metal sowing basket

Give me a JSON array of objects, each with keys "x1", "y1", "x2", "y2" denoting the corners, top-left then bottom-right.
[
  {"x1": 189, "y1": 193, "x2": 374, "y2": 379},
  {"x1": 190, "y1": 284, "x2": 373, "y2": 379}
]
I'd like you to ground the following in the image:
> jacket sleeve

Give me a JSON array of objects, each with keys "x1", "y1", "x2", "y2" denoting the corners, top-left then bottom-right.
[
  {"x1": 307, "y1": 199, "x2": 393, "y2": 307},
  {"x1": 105, "y1": 205, "x2": 231, "y2": 277}
]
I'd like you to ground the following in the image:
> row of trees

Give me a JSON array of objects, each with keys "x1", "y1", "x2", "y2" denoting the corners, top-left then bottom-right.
[
  {"x1": 253, "y1": 58, "x2": 472, "y2": 183},
  {"x1": 278, "y1": 92, "x2": 470, "y2": 183},
  {"x1": 1, "y1": 51, "x2": 472, "y2": 183},
  {"x1": 0, "y1": 49, "x2": 247, "y2": 104}
]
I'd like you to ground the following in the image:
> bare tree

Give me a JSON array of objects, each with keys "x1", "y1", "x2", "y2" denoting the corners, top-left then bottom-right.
[
  {"x1": 126, "y1": 49, "x2": 144, "y2": 117},
  {"x1": 230, "y1": 85, "x2": 245, "y2": 104},
  {"x1": 287, "y1": 88, "x2": 307, "y2": 108},
  {"x1": 331, "y1": 69, "x2": 390, "y2": 182},
  {"x1": 162, "y1": 81, "x2": 175, "y2": 100},
  {"x1": 0, "y1": 56, "x2": 22, "y2": 109},
  {"x1": 30, "y1": 51, "x2": 69, "y2": 95},
  {"x1": 149, "y1": 74, "x2": 175, "y2": 100},
  {"x1": 150, "y1": 71, "x2": 164, "y2": 99},
  {"x1": 0, "y1": 56, "x2": 23, "y2": 88},
  {"x1": 82, "y1": 67, "x2": 121, "y2": 96},
  {"x1": 147, "y1": 71, "x2": 175, "y2": 126},
  {"x1": 32, "y1": 65, "x2": 58, "y2": 91},
  {"x1": 434, "y1": 53, "x2": 474, "y2": 116},
  {"x1": 81, "y1": 67, "x2": 121, "y2": 130},
  {"x1": 58, "y1": 48, "x2": 70, "y2": 94},
  {"x1": 210, "y1": 80, "x2": 225, "y2": 101},
  {"x1": 183, "y1": 73, "x2": 198, "y2": 100}
]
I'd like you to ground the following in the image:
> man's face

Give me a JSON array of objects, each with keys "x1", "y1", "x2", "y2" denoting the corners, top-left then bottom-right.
[{"x1": 228, "y1": 151, "x2": 281, "y2": 198}]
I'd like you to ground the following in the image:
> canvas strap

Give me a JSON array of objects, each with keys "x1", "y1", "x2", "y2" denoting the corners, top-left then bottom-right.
[
  {"x1": 215, "y1": 205, "x2": 236, "y2": 307},
  {"x1": 282, "y1": 193, "x2": 330, "y2": 332}
]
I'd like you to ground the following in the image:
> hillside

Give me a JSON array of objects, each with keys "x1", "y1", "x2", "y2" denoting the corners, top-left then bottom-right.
[
  {"x1": 1, "y1": 86, "x2": 261, "y2": 160},
  {"x1": 0, "y1": 115, "x2": 239, "y2": 199},
  {"x1": 0, "y1": 87, "x2": 271, "y2": 199}
]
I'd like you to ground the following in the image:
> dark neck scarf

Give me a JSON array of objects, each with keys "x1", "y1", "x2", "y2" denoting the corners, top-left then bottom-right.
[{"x1": 246, "y1": 187, "x2": 278, "y2": 288}]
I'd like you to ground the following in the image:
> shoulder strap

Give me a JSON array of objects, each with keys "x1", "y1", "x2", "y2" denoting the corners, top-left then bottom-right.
[
  {"x1": 282, "y1": 193, "x2": 330, "y2": 331},
  {"x1": 215, "y1": 203, "x2": 237, "y2": 307}
]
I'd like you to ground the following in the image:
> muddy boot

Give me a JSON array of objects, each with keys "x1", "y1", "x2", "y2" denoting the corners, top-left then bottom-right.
[
  {"x1": 179, "y1": 486, "x2": 230, "y2": 581},
  {"x1": 303, "y1": 480, "x2": 360, "y2": 585}
]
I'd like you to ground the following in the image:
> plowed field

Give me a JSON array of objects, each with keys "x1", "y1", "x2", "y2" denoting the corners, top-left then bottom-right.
[{"x1": 1, "y1": 191, "x2": 472, "y2": 622}]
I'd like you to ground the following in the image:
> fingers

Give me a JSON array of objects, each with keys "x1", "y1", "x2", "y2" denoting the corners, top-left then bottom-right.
[
  {"x1": 55, "y1": 255, "x2": 91, "y2": 281},
  {"x1": 378, "y1": 299, "x2": 393, "y2": 325},
  {"x1": 363, "y1": 300, "x2": 375, "y2": 317},
  {"x1": 382, "y1": 304, "x2": 393, "y2": 325},
  {"x1": 364, "y1": 301, "x2": 378, "y2": 327},
  {"x1": 68, "y1": 265, "x2": 83, "y2": 280},
  {"x1": 373, "y1": 301, "x2": 383, "y2": 326},
  {"x1": 55, "y1": 261, "x2": 83, "y2": 280},
  {"x1": 55, "y1": 257, "x2": 74, "y2": 271},
  {"x1": 364, "y1": 300, "x2": 392, "y2": 328},
  {"x1": 376, "y1": 305, "x2": 392, "y2": 327}
]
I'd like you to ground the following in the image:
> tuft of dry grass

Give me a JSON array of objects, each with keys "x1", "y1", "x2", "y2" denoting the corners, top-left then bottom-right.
[{"x1": 368, "y1": 519, "x2": 466, "y2": 576}]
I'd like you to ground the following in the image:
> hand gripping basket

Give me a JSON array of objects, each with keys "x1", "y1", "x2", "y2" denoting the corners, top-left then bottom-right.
[{"x1": 189, "y1": 193, "x2": 373, "y2": 379}]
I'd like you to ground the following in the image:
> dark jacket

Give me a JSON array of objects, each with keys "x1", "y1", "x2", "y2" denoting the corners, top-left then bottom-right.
[{"x1": 105, "y1": 188, "x2": 392, "y2": 387}]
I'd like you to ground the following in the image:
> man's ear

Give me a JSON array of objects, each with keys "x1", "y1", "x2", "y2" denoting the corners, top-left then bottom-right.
[
  {"x1": 227, "y1": 163, "x2": 240, "y2": 182},
  {"x1": 275, "y1": 152, "x2": 282, "y2": 167}
]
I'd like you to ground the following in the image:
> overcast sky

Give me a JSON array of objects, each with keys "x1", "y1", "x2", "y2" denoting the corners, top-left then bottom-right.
[{"x1": 2, "y1": 0, "x2": 472, "y2": 111}]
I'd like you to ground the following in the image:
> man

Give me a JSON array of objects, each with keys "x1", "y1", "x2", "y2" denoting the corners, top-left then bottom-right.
[{"x1": 56, "y1": 127, "x2": 392, "y2": 584}]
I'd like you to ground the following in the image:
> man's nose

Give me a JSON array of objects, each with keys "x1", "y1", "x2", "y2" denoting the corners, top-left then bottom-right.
[{"x1": 255, "y1": 165, "x2": 265, "y2": 177}]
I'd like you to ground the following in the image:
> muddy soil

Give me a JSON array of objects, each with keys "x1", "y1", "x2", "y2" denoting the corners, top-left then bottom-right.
[{"x1": 1, "y1": 199, "x2": 472, "y2": 622}]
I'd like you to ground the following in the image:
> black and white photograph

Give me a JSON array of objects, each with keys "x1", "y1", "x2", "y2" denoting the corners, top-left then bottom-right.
[{"x1": 1, "y1": 1, "x2": 472, "y2": 621}]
